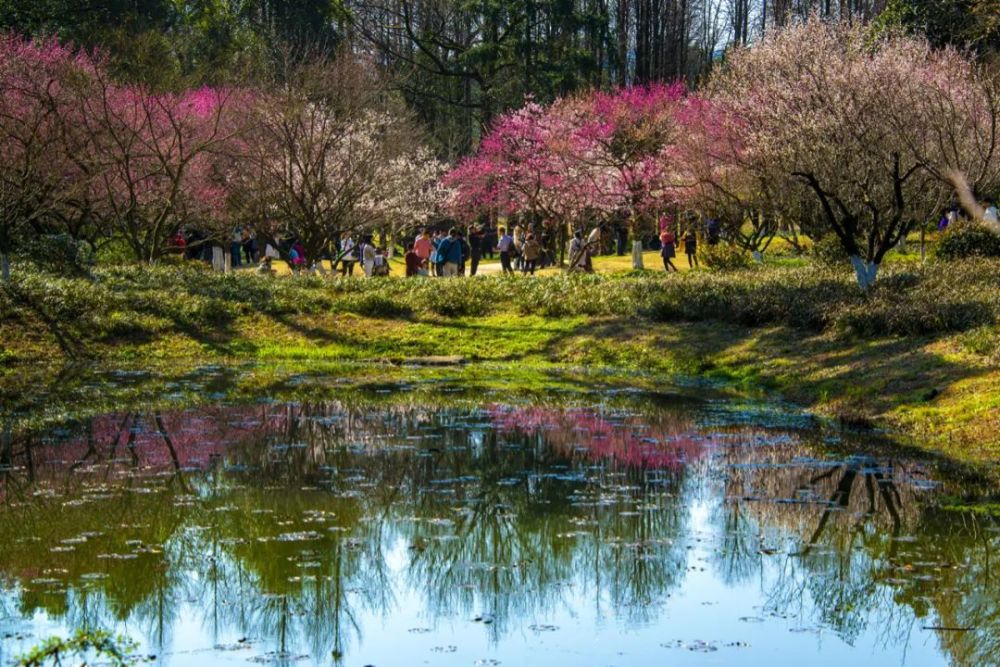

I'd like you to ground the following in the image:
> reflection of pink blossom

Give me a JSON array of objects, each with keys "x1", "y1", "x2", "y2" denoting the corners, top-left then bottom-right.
[
  {"x1": 23, "y1": 407, "x2": 274, "y2": 474},
  {"x1": 486, "y1": 405, "x2": 704, "y2": 470}
]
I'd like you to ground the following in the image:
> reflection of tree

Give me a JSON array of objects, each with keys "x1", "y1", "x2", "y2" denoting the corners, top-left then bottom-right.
[
  {"x1": 710, "y1": 431, "x2": 1000, "y2": 665},
  {"x1": 0, "y1": 400, "x2": 997, "y2": 667}
]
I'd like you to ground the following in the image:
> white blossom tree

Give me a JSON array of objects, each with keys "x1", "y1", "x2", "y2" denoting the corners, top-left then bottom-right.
[{"x1": 708, "y1": 18, "x2": 1000, "y2": 289}]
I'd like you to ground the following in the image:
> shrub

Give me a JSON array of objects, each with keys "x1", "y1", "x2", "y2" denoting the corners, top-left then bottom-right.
[
  {"x1": 15, "y1": 234, "x2": 96, "y2": 276},
  {"x1": 811, "y1": 234, "x2": 850, "y2": 266},
  {"x1": 935, "y1": 222, "x2": 1000, "y2": 260},
  {"x1": 699, "y1": 242, "x2": 754, "y2": 271},
  {"x1": 345, "y1": 293, "x2": 413, "y2": 318}
]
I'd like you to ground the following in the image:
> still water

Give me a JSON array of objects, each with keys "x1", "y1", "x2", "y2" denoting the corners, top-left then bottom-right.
[{"x1": 0, "y1": 380, "x2": 997, "y2": 666}]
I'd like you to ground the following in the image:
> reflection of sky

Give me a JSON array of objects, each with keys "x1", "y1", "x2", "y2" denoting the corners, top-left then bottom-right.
[
  {"x1": 3, "y1": 525, "x2": 944, "y2": 667},
  {"x1": 0, "y1": 402, "x2": 991, "y2": 666}
]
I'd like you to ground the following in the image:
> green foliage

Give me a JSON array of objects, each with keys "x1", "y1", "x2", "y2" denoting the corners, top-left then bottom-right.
[
  {"x1": 811, "y1": 234, "x2": 851, "y2": 266},
  {"x1": 876, "y1": 0, "x2": 999, "y2": 53},
  {"x1": 959, "y1": 324, "x2": 1000, "y2": 358},
  {"x1": 15, "y1": 234, "x2": 95, "y2": 276},
  {"x1": 345, "y1": 292, "x2": 413, "y2": 318},
  {"x1": 698, "y1": 242, "x2": 754, "y2": 271},
  {"x1": 935, "y1": 222, "x2": 1000, "y2": 260},
  {"x1": 16, "y1": 629, "x2": 136, "y2": 667},
  {"x1": 3, "y1": 261, "x2": 1000, "y2": 356}
]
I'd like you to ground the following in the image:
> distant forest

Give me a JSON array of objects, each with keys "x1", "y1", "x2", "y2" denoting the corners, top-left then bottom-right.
[{"x1": 2, "y1": 0, "x2": 997, "y2": 156}]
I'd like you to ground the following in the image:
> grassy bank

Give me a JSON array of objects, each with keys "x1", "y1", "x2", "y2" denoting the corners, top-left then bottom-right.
[{"x1": 1, "y1": 260, "x2": 999, "y2": 465}]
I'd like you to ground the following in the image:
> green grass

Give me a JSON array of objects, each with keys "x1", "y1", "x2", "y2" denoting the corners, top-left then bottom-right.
[{"x1": 2, "y1": 258, "x2": 999, "y2": 466}]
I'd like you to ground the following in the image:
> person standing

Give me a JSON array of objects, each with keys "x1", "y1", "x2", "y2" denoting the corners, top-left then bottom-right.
[
  {"x1": 521, "y1": 233, "x2": 542, "y2": 274},
  {"x1": 414, "y1": 228, "x2": 433, "y2": 267},
  {"x1": 513, "y1": 224, "x2": 526, "y2": 271},
  {"x1": 497, "y1": 227, "x2": 515, "y2": 274},
  {"x1": 684, "y1": 229, "x2": 699, "y2": 268},
  {"x1": 242, "y1": 227, "x2": 257, "y2": 264},
  {"x1": 985, "y1": 199, "x2": 999, "y2": 226},
  {"x1": 438, "y1": 228, "x2": 463, "y2": 276},
  {"x1": 584, "y1": 225, "x2": 602, "y2": 273},
  {"x1": 706, "y1": 218, "x2": 721, "y2": 245},
  {"x1": 361, "y1": 235, "x2": 376, "y2": 277},
  {"x1": 230, "y1": 227, "x2": 243, "y2": 268},
  {"x1": 404, "y1": 243, "x2": 424, "y2": 277},
  {"x1": 660, "y1": 227, "x2": 678, "y2": 272},
  {"x1": 340, "y1": 233, "x2": 358, "y2": 276},
  {"x1": 569, "y1": 230, "x2": 586, "y2": 271},
  {"x1": 481, "y1": 224, "x2": 495, "y2": 259},
  {"x1": 458, "y1": 230, "x2": 471, "y2": 276},
  {"x1": 468, "y1": 225, "x2": 484, "y2": 276}
]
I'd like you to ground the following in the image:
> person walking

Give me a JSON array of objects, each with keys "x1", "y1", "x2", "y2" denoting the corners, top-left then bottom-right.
[
  {"x1": 660, "y1": 227, "x2": 678, "y2": 272},
  {"x1": 684, "y1": 229, "x2": 698, "y2": 268},
  {"x1": 497, "y1": 227, "x2": 515, "y2": 275},
  {"x1": 521, "y1": 233, "x2": 542, "y2": 274}
]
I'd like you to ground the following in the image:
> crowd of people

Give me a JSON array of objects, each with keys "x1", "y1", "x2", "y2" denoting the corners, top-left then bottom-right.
[
  {"x1": 167, "y1": 217, "x2": 717, "y2": 278},
  {"x1": 169, "y1": 199, "x2": 999, "y2": 279}
]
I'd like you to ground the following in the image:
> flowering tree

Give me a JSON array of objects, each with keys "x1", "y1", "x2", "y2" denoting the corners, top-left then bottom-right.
[
  {"x1": 231, "y1": 59, "x2": 444, "y2": 265},
  {"x1": 444, "y1": 84, "x2": 694, "y2": 267},
  {"x1": 66, "y1": 78, "x2": 249, "y2": 263},
  {"x1": 0, "y1": 35, "x2": 98, "y2": 280},
  {"x1": 671, "y1": 95, "x2": 790, "y2": 258},
  {"x1": 707, "y1": 18, "x2": 1000, "y2": 289},
  {"x1": 566, "y1": 84, "x2": 688, "y2": 235}
]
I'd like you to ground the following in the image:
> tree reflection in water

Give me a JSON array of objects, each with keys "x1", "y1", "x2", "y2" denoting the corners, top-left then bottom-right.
[{"x1": 0, "y1": 398, "x2": 996, "y2": 666}]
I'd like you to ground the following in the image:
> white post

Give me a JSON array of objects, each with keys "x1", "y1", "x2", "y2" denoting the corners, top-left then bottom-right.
[
  {"x1": 631, "y1": 240, "x2": 644, "y2": 270},
  {"x1": 212, "y1": 246, "x2": 226, "y2": 273}
]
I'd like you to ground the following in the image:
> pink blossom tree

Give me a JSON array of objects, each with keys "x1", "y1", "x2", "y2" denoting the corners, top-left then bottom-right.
[
  {"x1": 0, "y1": 35, "x2": 99, "y2": 280},
  {"x1": 67, "y1": 79, "x2": 250, "y2": 263}
]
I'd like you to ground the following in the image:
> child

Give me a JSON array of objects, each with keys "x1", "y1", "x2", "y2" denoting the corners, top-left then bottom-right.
[
  {"x1": 404, "y1": 243, "x2": 424, "y2": 277},
  {"x1": 372, "y1": 248, "x2": 391, "y2": 277}
]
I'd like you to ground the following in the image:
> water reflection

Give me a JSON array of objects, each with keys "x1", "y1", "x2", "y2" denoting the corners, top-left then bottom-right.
[{"x1": 0, "y1": 397, "x2": 997, "y2": 666}]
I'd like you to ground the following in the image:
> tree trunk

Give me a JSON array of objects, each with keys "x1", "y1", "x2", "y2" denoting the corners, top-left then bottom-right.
[
  {"x1": 849, "y1": 256, "x2": 879, "y2": 290},
  {"x1": 558, "y1": 224, "x2": 567, "y2": 267},
  {"x1": 631, "y1": 240, "x2": 644, "y2": 270},
  {"x1": 1, "y1": 252, "x2": 9, "y2": 282},
  {"x1": 0, "y1": 424, "x2": 11, "y2": 467}
]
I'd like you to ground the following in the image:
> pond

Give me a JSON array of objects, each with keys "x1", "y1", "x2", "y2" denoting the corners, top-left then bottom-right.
[{"x1": 0, "y1": 371, "x2": 997, "y2": 666}]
